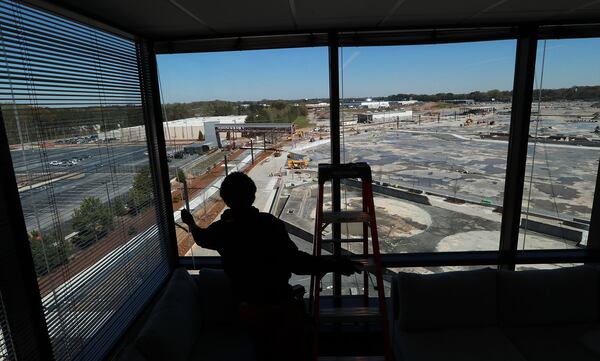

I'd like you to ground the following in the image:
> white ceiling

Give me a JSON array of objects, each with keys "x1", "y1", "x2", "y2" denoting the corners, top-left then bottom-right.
[{"x1": 38, "y1": 0, "x2": 600, "y2": 39}]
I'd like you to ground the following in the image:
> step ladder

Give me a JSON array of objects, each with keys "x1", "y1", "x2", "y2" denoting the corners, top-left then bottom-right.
[{"x1": 309, "y1": 163, "x2": 392, "y2": 361}]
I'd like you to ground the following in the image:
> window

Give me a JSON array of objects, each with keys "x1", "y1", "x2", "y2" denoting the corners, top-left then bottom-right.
[
  {"x1": 0, "y1": 1, "x2": 169, "y2": 360},
  {"x1": 519, "y1": 37, "x2": 600, "y2": 250},
  {"x1": 339, "y1": 40, "x2": 517, "y2": 254},
  {"x1": 156, "y1": 48, "x2": 329, "y2": 256}
]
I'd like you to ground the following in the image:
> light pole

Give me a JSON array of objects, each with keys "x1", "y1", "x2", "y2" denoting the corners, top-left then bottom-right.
[{"x1": 201, "y1": 184, "x2": 221, "y2": 219}]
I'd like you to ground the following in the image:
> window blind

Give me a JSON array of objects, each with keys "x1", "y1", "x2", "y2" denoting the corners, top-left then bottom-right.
[
  {"x1": 0, "y1": 1, "x2": 170, "y2": 360},
  {"x1": 0, "y1": 291, "x2": 14, "y2": 361}
]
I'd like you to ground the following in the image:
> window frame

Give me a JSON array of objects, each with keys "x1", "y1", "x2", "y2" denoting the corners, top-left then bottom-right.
[
  {"x1": 169, "y1": 25, "x2": 600, "y2": 270},
  {"x1": 1, "y1": 3, "x2": 600, "y2": 358}
]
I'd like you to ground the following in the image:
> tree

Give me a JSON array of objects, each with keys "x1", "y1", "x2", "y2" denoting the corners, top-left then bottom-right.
[
  {"x1": 112, "y1": 195, "x2": 129, "y2": 217},
  {"x1": 72, "y1": 196, "x2": 114, "y2": 248},
  {"x1": 127, "y1": 166, "x2": 154, "y2": 214},
  {"x1": 177, "y1": 168, "x2": 186, "y2": 183},
  {"x1": 29, "y1": 230, "x2": 72, "y2": 276}
]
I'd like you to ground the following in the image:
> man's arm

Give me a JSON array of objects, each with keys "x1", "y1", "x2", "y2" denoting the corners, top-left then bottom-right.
[
  {"x1": 180, "y1": 209, "x2": 219, "y2": 250},
  {"x1": 275, "y1": 218, "x2": 361, "y2": 276}
]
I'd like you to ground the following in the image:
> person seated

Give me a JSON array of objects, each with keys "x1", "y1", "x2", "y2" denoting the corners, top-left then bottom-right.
[{"x1": 181, "y1": 171, "x2": 361, "y2": 361}]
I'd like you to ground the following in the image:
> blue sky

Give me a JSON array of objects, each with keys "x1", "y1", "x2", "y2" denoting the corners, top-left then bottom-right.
[{"x1": 157, "y1": 38, "x2": 600, "y2": 103}]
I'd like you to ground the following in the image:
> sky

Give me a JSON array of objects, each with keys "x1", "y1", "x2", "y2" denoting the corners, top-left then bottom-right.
[{"x1": 157, "y1": 38, "x2": 600, "y2": 103}]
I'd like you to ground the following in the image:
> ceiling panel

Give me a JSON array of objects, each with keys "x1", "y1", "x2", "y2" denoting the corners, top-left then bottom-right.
[
  {"x1": 34, "y1": 0, "x2": 600, "y2": 40},
  {"x1": 48, "y1": 0, "x2": 208, "y2": 37},
  {"x1": 296, "y1": 16, "x2": 386, "y2": 30},
  {"x1": 491, "y1": 0, "x2": 591, "y2": 13},
  {"x1": 177, "y1": 0, "x2": 294, "y2": 33},
  {"x1": 395, "y1": 0, "x2": 499, "y2": 17},
  {"x1": 294, "y1": 0, "x2": 396, "y2": 28}
]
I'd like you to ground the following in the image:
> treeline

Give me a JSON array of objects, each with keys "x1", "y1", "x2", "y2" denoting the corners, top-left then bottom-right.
[
  {"x1": 162, "y1": 100, "x2": 241, "y2": 120},
  {"x1": 383, "y1": 86, "x2": 600, "y2": 103},
  {"x1": 245, "y1": 101, "x2": 308, "y2": 124},
  {"x1": 163, "y1": 100, "x2": 309, "y2": 125},
  {"x1": 1, "y1": 104, "x2": 143, "y2": 144}
]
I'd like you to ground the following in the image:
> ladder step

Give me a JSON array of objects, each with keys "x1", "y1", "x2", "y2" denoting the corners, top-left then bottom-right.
[
  {"x1": 322, "y1": 211, "x2": 370, "y2": 224},
  {"x1": 318, "y1": 162, "x2": 372, "y2": 183},
  {"x1": 322, "y1": 237, "x2": 365, "y2": 244},
  {"x1": 318, "y1": 357, "x2": 385, "y2": 361},
  {"x1": 319, "y1": 307, "x2": 382, "y2": 322}
]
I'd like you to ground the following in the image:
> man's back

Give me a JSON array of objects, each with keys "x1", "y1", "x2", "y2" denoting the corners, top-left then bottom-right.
[{"x1": 202, "y1": 206, "x2": 300, "y2": 304}]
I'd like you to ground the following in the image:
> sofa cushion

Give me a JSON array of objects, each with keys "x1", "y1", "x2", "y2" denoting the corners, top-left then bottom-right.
[
  {"x1": 193, "y1": 269, "x2": 240, "y2": 330},
  {"x1": 117, "y1": 346, "x2": 147, "y2": 361},
  {"x1": 580, "y1": 327, "x2": 600, "y2": 357},
  {"x1": 395, "y1": 327, "x2": 526, "y2": 361},
  {"x1": 136, "y1": 268, "x2": 203, "y2": 361},
  {"x1": 503, "y1": 325, "x2": 600, "y2": 361},
  {"x1": 189, "y1": 330, "x2": 255, "y2": 361},
  {"x1": 395, "y1": 268, "x2": 498, "y2": 331},
  {"x1": 498, "y1": 266, "x2": 599, "y2": 326}
]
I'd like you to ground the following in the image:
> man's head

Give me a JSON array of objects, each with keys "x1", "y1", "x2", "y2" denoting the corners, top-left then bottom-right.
[{"x1": 220, "y1": 172, "x2": 256, "y2": 209}]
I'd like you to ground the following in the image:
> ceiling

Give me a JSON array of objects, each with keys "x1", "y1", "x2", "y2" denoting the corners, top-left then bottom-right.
[{"x1": 34, "y1": 0, "x2": 600, "y2": 41}]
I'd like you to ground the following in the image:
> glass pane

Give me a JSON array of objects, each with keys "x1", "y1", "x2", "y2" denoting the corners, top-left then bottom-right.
[
  {"x1": 519, "y1": 38, "x2": 600, "y2": 250},
  {"x1": 156, "y1": 48, "x2": 329, "y2": 256},
  {"x1": 339, "y1": 40, "x2": 517, "y2": 253}
]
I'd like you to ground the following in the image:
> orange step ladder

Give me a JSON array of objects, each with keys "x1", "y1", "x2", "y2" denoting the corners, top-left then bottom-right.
[{"x1": 309, "y1": 162, "x2": 392, "y2": 361}]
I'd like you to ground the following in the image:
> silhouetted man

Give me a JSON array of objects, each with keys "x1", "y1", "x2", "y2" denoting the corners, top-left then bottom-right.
[{"x1": 181, "y1": 172, "x2": 360, "y2": 360}]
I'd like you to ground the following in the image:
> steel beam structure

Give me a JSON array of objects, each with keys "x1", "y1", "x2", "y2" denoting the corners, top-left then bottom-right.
[
  {"x1": 138, "y1": 41, "x2": 180, "y2": 270},
  {"x1": 180, "y1": 249, "x2": 600, "y2": 270},
  {"x1": 328, "y1": 32, "x2": 343, "y2": 304},
  {"x1": 499, "y1": 27, "x2": 538, "y2": 270},
  {"x1": 587, "y1": 163, "x2": 600, "y2": 250}
]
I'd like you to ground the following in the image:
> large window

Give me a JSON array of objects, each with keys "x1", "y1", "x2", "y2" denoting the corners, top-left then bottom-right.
[
  {"x1": 157, "y1": 48, "x2": 329, "y2": 257},
  {"x1": 519, "y1": 37, "x2": 600, "y2": 250},
  {"x1": 338, "y1": 40, "x2": 517, "y2": 256},
  {"x1": 0, "y1": 2, "x2": 169, "y2": 360}
]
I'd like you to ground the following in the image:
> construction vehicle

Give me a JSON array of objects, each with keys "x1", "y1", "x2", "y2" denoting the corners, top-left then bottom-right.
[
  {"x1": 287, "y1": 159, "x2": 309, "y2": 169},
  {"x1": 287, "y1": 152, "x2": 309, "y2": 169}
]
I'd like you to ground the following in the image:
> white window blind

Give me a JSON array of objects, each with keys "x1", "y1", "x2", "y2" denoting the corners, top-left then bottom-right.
[
  {"x1": 0, "y1": 291, "x2": 14, "y2": 361},
  {"x1": 0, "y1": 1, "x2": 170, "y2": 360}
]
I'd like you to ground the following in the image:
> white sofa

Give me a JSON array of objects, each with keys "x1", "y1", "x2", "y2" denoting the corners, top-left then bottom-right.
[
  {"x1": 391, "y1": 266, "x2": 600, "y2": 361},
  {"x1": 117, "y1": 268, "x2": 255, "y2": 361}
]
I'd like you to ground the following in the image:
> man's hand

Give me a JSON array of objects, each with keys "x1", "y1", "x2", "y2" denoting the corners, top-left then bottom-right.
[
  {"x1": 180, "y1": 208, "x2": 195, "y2": 227},
  {"x1": 336, "y1": 257, "x2": 363, "y2": 276}
]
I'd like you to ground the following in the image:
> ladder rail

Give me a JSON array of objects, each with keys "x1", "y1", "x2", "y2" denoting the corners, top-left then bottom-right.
[
  {"x1": 311, "y1": 163, "x2": 393, "y2": 361},
  {"x1": 362, "y1": 182, "x2": 369, "y2": 307},
  {"x1": 364, "y1": 181, "x2": 393, "y2": 361}
]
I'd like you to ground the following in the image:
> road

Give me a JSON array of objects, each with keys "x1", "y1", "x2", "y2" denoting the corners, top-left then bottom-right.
[{"x1": 11, "y1": 144, "x2": 197, "y2": 232}]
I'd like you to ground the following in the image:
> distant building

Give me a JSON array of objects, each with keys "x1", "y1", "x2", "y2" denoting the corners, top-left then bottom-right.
[
  {"x1": 356, "y1": 110, "x2": 413, "y2": 123},
  {"x1": 99, "y1": 115, "x2": 247, "y2": 143},
  {"x1": 357, "y1": 114, "x2": 373, "y2": 123},
  {"x1": 163, "y1": 116, "x2": 246, "y2": 142},
  {"x1": 444, "y1": 99, "x2": 476, "y2": 105},
  {"x1": 392, "y1": 100, "x2": 419, "y2": 106},
  {"x1": 183, "y1": 142, "x2": 212, "y2": 155},
  {"x1": 361, "y1": 101, "x2": 390, "y2": 109},
  {"x1": 306, "y1": 102, "x2": 330, "y2": 109}
]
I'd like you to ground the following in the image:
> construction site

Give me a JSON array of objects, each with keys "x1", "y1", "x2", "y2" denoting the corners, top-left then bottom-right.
[{"x1": 174, "y1": 100, "x2": 599, "y2": 279}]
